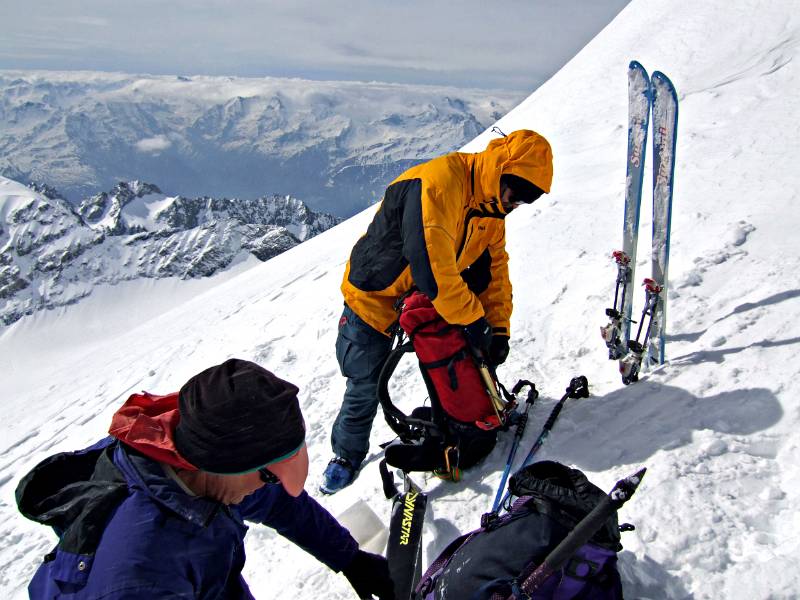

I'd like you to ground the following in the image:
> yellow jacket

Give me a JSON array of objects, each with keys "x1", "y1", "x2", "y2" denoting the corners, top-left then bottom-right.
[{"x1": 341, "y1": 129, "x2": 553, "y2": 337}]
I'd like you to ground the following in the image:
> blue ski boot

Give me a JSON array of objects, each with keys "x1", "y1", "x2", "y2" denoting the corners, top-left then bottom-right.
[{"x1": 320, "y1": 457, "x2": 356, "y2": 495}]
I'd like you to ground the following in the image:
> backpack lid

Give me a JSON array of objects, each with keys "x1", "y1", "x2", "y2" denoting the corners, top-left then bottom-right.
[{"x1": 509, "y1": 460, "x2": 622, "y2": 551}]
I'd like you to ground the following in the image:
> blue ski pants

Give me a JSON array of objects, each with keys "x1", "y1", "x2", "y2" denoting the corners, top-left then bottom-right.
[{"x1": 331, "y1": 304, "x2": 393, "y2": 467}]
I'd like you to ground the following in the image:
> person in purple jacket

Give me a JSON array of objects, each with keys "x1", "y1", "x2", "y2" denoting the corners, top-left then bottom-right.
[{"x1": 16, "y1": 358, "x2": 394, "y2": 599}]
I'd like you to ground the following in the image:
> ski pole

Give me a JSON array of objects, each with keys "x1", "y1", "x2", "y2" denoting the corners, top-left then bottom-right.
[
  {"x1": 490, "y1": 381, "x2": 538, "y2": 514},
  {"x1": 498, "y1": 376, "x2": 589, "y2": 511},
  {"x1": 509, "y1": 467, "x2": 647, "y2": 599}
]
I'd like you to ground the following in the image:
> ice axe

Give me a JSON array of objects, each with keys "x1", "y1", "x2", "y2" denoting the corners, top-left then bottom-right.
[{"x1": 509, "y1": 466, "x2": 647, "y2": 599}]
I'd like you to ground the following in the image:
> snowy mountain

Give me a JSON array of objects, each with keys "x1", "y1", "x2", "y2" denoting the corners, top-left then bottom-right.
[
  {"x1": 2, "y1": 0, "x2": 800, "y2": 598},
  {"x1": 0, "y1": 177, "x2": 339, "y2": 325},
  {"x1": 0, "y1": 71, "x2": 520, "y2": 216}
]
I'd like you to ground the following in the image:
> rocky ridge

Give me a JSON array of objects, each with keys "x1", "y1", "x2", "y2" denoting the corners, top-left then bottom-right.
[{"x1": 0, "y1": 177, "x2": 340, "y2": 325}]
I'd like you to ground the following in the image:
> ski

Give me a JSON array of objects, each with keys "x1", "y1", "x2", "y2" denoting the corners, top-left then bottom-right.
[
  {"x1": 619, "y1": 70, "x2": 678, "y2": 383},
  {"x1": 647, "y1": 71, "x2": 678, "y2": 367},
  {"x1": 605, "y1": 63, "x2": 678, "y2": 384},
  {"x1": 601, "y1": 61, "x2": 651, "y2": 361},
  {"x1": 380, "y1": 460, "x2": 428, "y2": 600}
]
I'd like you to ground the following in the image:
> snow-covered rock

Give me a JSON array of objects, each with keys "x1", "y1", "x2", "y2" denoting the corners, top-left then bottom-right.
[{"x1": 0, "y1": 177, "x2": 339, "y2": 324}]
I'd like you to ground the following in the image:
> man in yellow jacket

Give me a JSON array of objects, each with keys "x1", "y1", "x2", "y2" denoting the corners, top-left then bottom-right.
[{"x1": 321, "y1": 129, "x2": 554, "y2": 494}]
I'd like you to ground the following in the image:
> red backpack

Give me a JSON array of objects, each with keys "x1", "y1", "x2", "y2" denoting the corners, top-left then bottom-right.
[
  {"x1": 398, "y1": 291, "x2": 501, "y2": 427},
  {"x1": 378, "y1": 291, "x2": 516, "y2": 478}
]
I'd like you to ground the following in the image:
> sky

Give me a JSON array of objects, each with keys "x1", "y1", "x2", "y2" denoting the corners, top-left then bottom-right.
[{"x1": 0, "y1": 0, "x2": 630, "y2": 90}]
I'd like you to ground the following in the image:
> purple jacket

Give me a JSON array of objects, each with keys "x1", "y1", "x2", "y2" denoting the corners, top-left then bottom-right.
[{"x1": 16, "y1": 437, "x2": 358, "y2": 599}]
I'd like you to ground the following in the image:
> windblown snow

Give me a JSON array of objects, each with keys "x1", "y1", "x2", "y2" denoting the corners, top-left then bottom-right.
[{"x1": 1, "y1": 0, "x2": 799, "y2": 598}]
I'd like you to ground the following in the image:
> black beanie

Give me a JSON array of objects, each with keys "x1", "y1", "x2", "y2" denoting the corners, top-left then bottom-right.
[{"x1": 174, "y1": 359, "x2": 305, "y2": 474}]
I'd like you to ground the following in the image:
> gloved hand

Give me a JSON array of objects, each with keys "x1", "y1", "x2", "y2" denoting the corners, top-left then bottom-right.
[
  {"x1": 464, "y1": 317, "x2": 493, "y2": 354},
  {"x1": 488, "y1": 335, "x2": 510, "y2": 366},
  {"x1": 342, "y1": 550, "x2": 395, "y2": 600}
]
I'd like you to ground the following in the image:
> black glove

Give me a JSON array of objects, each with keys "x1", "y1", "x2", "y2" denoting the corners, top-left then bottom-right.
[
  {"x1": 488, "y1": 335, "x2": 510, "y2": 366},
  {"x1": 464, "y1": 317, "x2": 493, "y2": 353},
  {"x1": 342, "y1": 550, "x2": 395, "y2": 600}
]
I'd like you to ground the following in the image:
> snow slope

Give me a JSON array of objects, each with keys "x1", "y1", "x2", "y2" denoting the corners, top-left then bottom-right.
[{"x1": 1, "y1": 0, "x2": 799, "y2": 598}]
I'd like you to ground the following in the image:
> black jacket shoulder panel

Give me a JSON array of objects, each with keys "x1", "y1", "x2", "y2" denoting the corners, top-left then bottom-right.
[
  {"x1": 348, "y1": 178, "x2": 436, "y2": 297},
  {"x1": 460, "y1": 248, "x2": 492, "y2": 295},
  {"x1": 400, "y1": 179, "x2": 438, "y2": 300}
]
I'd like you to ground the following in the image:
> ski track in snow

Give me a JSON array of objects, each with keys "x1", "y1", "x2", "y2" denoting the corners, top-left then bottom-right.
[{"x1": 2, "y1": 1, "x2": 800, "y2": 598}]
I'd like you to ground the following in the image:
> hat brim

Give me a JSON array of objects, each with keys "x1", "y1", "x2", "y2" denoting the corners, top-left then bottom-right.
[{"x1": 264, "y1": 444, "x2": 309, "y2": 497}]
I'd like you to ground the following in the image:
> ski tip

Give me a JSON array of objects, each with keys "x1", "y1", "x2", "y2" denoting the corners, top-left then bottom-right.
[
  {"x1": 629, "y1": 60, "x2": 647, "y2": 72},
  {"x1": 403, "y1": 472, "x2": 423, "y2": 494},
  {"x1": 651, "y1": 71, "x2": 678, "y2": 94}
]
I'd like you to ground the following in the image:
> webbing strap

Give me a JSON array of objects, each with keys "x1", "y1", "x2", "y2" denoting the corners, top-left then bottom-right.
[
  {"x1": 407, "y1": 318, "x2": 457, "y2": 341},
  {"x1": 419, "y1": 348, "x2": 468, "y2": 391}
]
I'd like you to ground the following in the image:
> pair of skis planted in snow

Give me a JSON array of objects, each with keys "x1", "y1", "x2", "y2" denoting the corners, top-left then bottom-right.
[{"x1": 601, "y1": 61, "x2": 678, "y2": 385}]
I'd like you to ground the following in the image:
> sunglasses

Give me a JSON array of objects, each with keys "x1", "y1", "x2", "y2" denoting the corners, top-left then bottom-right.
[
  {"x1": 510, "y1": 188, "x2": 544, "y2": 206},
  {"x1": 258, "y1": 468, "x2": 280, "y2": 485}
]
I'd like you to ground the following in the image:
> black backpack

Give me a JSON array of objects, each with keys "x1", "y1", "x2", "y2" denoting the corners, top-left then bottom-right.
[{"x1": 414, "y1": 461, "x2": 626, "y2": 600}]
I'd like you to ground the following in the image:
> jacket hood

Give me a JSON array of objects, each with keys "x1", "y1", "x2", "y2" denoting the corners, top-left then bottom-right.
[
  {"x1": 16, "y1": 439, "x2": 129, "y2": 557},
  {"x1": 108, "y1": 391, "x2": 197, "y2": 470},
  {"x1": 470, "y1": 129, "x2": 553, "y2": 203}
]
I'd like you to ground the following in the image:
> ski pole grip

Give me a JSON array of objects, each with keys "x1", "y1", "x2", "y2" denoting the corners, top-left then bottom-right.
[
  {"x1": 525, "y1": 385, "x2": 539, "y2": 405},
  {"x1": 567, "y1": 375, "x2": 590, "y2": 399},
  {"x1": 514, "y1": 413, "x2": 528, "y2": 440},
  {"x1": 543, "y1": 402, "x2": 564, "y2": 431}
]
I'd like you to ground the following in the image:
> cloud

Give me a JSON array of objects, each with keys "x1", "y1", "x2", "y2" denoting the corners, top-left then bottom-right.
[
  {"x1": 59, "y1": 16, "x2": 110, "y2": 27},
  {"x1": 135, "y1": 135, "x2": 172, "y2": 153},
  {"x1": 0, "y1": 0, "x2": 631, "y2": 91}
]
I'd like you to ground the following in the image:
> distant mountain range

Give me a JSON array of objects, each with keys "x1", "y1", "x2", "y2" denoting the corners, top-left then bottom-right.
[
  {"x1": 0, "y1": 71, "x2": 521, "y2": 216},
  {"x1": 0, "y1": 176, "x2": 339, "y2": 325}
]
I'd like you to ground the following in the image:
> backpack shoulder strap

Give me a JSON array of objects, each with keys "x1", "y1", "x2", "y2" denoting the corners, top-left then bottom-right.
[{"x1": 377, "y1": 339, "x2": 443, "y2": 441}]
